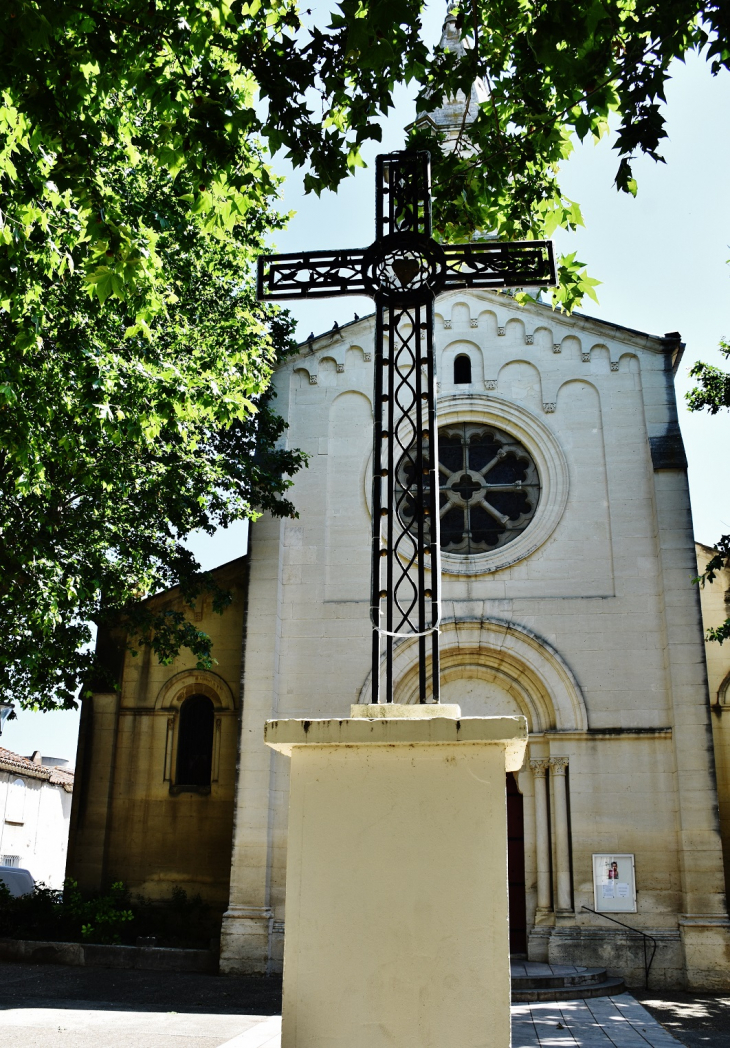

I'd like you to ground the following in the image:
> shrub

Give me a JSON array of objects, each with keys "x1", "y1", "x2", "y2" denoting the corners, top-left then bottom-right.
[
  {"x1": 0, "y1": 879, "x2": 216, "y2": 948},
  {"x1": 0, "y1": 878, "x2": 133, "y2": 944},
  {"x1": 64, "y1": 880, "x2": 134, "y2": 944}
]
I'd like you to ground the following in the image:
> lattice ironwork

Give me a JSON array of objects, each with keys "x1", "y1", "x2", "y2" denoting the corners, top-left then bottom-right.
[
  {"x1": 441, "y1": 241, "x2": 555, "y2": 289},
  {"x1": 257, "y1": 249, "x2": 369, "y2": 299},
  {"x1": 257, "y1": 150, "x2": 557, "y2": 704},
  {"x1": 374, "y1": 297, "x2": 440, "y2": 705}
]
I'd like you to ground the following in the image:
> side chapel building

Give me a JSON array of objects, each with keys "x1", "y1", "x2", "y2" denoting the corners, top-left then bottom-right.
[{"x1": 66, "y1": 18, "x2": 730, "y2": 990}]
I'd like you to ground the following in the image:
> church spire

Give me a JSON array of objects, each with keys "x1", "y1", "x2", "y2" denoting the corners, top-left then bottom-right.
[
  {"x1": 410, "y1": 8, "x2": 487, "y2": 149},
  {"x1": 439, "y1": 9, "x2": 466, "y2": 57}
]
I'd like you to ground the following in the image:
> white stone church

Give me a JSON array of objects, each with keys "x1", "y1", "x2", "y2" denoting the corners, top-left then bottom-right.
[
  {"x1": 67, "y1": 267, "x2": 730, "y2": 992},
  {"x1": 66, "y1": 20, "x2": 730, "y2": 992},
  {"x1": 211, "y1": 287, "x2": 729, "y2": 990}
]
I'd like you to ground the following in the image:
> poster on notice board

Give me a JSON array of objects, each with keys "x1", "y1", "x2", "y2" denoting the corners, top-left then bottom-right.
[{"x1": 592, "y1": 854, "x2": 636, "y2": 913}]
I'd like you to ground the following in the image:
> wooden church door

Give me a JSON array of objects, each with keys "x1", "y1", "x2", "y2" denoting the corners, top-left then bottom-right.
[{"x1": 506, "y1": 772, "x2": 527, "y2": 954}]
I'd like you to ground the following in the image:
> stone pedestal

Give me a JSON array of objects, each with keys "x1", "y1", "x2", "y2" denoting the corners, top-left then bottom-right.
[
  {"x1": 265, "y1": 704, "x2": 528, "y2": 1048},
  {"x1": 680, "y1": 916, "x2": 730, "y2": 990},
  {"x1": 219, "y1": 905, "x2": 273, "y2": 975}
]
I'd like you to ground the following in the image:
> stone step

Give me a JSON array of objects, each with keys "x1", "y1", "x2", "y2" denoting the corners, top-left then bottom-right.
[
  {"x1": 512, "y1": 976, "x2": 626, "y2": 1002},
  {"x1": 510, "y1": 962, "x2": 625, "y2": 1002},
  {"x1": 511, "y1": 966, "x2": 609, "y2": 989}
]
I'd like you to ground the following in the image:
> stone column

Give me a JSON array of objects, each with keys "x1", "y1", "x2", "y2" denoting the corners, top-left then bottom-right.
[
  {"x1": 220, "y1": 515, "x2": 284, "y2": 974},
  {"x1": 530, "y1": 758, "x2": 552, "y2": 915},
  {"x1": 549, "y1": 756, "x2": 572, "y2": 914},
  {"x1": 65, "y1": 693, "x2": 120, "y2": 892}
]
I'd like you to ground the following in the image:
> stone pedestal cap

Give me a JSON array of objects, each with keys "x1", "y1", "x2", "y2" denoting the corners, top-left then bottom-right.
[
  {"x1": 264, "y1": 706, "x2": 528, "y2": 771},
  {"x1": 349, "y1": 702, "x2": 462, "y2": 719}
]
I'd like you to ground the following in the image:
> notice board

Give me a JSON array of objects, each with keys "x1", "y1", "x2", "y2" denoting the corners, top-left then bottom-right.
[{"x1": 592, "y1": 853, "x2": 637, "y2": 913}]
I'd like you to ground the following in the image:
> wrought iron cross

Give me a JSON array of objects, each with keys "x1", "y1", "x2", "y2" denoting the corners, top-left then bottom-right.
[{"x1": 258, "y1": 151, "x2": 556, "y2": 704}]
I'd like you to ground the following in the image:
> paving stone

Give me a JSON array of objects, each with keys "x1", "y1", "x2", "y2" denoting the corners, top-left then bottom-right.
[
  {"x1": 514, "y1": 995, "x2": 686, "y2": 1048},
  {"x1": 0, "y1": 1005, "x2": 268, "y2": 1048},
  {"x1": 217, "y1": 1017, "x2": 282, "y2": 1048}
]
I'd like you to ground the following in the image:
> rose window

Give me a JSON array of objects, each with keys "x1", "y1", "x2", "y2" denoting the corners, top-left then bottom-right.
[
  {"x1": 395, "y1": 423, "x2": 540, "y2": 556},
  {"x1": 438, "y1": 424, "x2": 540, "y2": 553}
]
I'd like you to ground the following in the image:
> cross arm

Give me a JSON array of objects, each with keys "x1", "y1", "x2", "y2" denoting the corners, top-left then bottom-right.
[
  {"x1": 257, "y1": 248, "x2": 369, "y2": 301},
  {"x1": 440, "y1": 240, "x2": 556, "y2": 291}
]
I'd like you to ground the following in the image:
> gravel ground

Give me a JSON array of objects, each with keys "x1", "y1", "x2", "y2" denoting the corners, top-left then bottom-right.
[{"x1": 632, "y1": 991, "x2": 730, "y2": 1048}]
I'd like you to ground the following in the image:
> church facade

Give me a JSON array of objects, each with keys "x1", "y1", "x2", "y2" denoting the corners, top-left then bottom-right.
[
  {"x1": 216, "y1": 290, "x2": 730, "y2": 989},
  {"x1": 67, "y1": 288, "x2": 730, "y2": 990}
]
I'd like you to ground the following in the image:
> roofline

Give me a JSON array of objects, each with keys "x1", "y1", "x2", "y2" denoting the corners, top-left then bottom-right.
[
  {"x1": 696, "y1": 539, "x2": 722, "y2": 556},
  {"x1": 0, "y1": 757, "x2": 48, "y2": 781},
  {"x1": 296, "y1": 311, "x2": 375, "y2": 352},
  {"x1": 0, "y1": 750, "x2": 74, "y2": 790},
  {"x1": 570, "y1": 308, "x2": 677, "y2": 346},
  {"x1": 289, "y1": 290, "x2": 683, "y2": 365},
  {"x1": 137, "y1": 553, "x2": 249, "y2": 609}
]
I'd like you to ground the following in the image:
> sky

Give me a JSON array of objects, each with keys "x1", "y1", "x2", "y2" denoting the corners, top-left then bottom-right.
[{"x1": 3, "y1": 4, "x2": 729, "y2": 765}]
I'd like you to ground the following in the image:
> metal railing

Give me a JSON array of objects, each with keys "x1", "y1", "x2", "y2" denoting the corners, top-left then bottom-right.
[{"x1": 582, "y1": 905, "x2": 657, "y2": 989}]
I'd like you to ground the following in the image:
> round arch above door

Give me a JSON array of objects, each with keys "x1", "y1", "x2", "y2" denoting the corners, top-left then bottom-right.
[{"x1": 358, "y1": 617, "x2": 587, "y2": 734}]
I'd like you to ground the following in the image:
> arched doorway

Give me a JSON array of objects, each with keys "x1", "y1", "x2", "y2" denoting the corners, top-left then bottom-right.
[
  {"x1": 391, "y1": 667, "x2": 535, "y2": 957},
  {"x1": 507, "y1": 772, "x2": 527, "y2": 954},
  {"x1": 368, "y1": 617, "x2": 589, "y2": 959}
]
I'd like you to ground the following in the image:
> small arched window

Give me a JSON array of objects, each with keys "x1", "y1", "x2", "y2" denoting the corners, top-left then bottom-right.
[
  {"x1": 454, "y1": 354, "x2": 472, "y2": 385},
  {"x1": 176, "y1": 695, "x2": 215, "y2": 787}
]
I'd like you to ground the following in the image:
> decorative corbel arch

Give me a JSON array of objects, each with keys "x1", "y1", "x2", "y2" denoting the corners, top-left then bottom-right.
[
  {"x1": 504, "y1": 316, "x2": 526, "y2": 342},
  {"x1": 156, "y1": 671, "x2": 237, "y2": 788},
  {"x1": 447, "y1": 300, "x2": 472, "y2": 327},
  {"x1": 530, "y1": 325, "x2": 555, "y2": 352},
  {"x1": 475, "y1": 308, "x2": 499, "y2": 336},
  {"x1": 617, "y1": 351, "x2": 641, "y2": 375},
  {"x1": 155, "y1": 669, "x2": 237, "y2": 711},
  {"x1": 319, "y1": 350, "x2": 346, "y2": 373},
  {"x1": 358, "y1": 617, "x2": 588, "y2": 733},
  {"x1": 293, "y1": 364, "x2": 318, "y2": 386},
  {"x1": 588, "y1": 343, "x2": 613, "y2": 373},
  {"x1": 345, "y1": 344, "x2": 373, "y2": 366}
]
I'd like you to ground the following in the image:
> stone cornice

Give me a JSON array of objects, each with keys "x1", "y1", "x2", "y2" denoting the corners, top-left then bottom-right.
[
  {"x1": 530, "y1": 728, "x2": 672, "y2": 741},
  {"x1": 280, "y1": 286, "x2": 682, "y2": 373}
]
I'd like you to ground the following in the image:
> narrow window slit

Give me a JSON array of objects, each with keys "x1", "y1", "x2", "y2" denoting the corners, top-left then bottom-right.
[
  {"x1": 176, "y1": 694, "x2": 215, "y2": 787},
  {"x1": 454, "y1": 354, "x2": 472, "y2": 385}
]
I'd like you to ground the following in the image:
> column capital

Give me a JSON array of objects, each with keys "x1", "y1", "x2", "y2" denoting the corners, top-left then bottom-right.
[
  {"x1": 549, "y1": 755, "x2": 569, "y2": 775},
  {"x1": 529, "y1": 758, "x2": 550, "y2": 778}
]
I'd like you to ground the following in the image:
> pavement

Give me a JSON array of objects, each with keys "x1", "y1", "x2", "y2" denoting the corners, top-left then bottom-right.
[
  {"x1": 0, "y1": 1004, "x2": 278, "y2": 1048},
  {"x1": 1, "y1": 961, "x2": 728, "y2": 1048},
  {"x1": 513, "y1": 996, "x2": 681, "y2": 1048},
  {"x1": 634, "y1": 991, "x2": 730, "y2": 1048},
  {"x1": 0, "y1": 963, "x2": 281, "y2": 1048}
]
